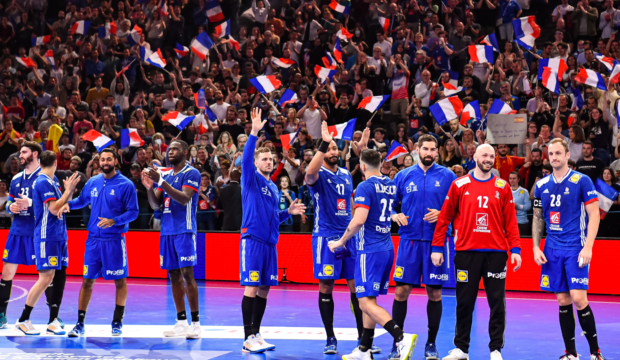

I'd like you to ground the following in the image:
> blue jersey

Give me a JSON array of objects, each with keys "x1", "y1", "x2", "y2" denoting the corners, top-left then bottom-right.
[
  {"x1": 240, "y1": 135, "x2": 291, "y2": 245},
  {"x1": 309, "y1": 166, "x2": 353, "y2": 238},
  {"x1": 393, "y1": 163, "x2": 456, "y2": 241},
  {"x1": 7, "y1": 167, "x2": 41, "y2": 237},
  {"x1": 68, "y1": 172, "x2": 139, "y2": 240},
  {"x1": 534, "y1": 170, "x2": 599, "y2": 250},
  {"x1": 158, "y1": 164, "x2": 202, "y2": 236},
  {"x1": 354, "y1": 175, "x2": 396, "y2": 254},
  {"x1": 33, "y1": 174, "x2": 67, "y2": 242}
]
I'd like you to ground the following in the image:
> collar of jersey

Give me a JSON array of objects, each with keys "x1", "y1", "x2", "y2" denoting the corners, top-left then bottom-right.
[
  {"x1": 366, "y1": 175, "x2": 384, "y2": 181},
  {"x1": 413, "y1": 162, "x2": 435, "y2": 173},
  {"x1": 24, "y1": 166, "x2": 41, "y2": 180},
  {"x1": 470, "y1": 173, "x2": 494, "y2": 183},
  {"x1": 172, "y1": 164, "x2": 189, "y2": 177},
  {"x1": 320, "y1": 165, "x2": 338, "y2": 175},
  {"x1": 552, "y1": 169, "x2": 572, "y2": 184}
]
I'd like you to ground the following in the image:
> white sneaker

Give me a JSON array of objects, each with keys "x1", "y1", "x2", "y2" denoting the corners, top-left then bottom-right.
[
  {"x1": 395, "y1": 333, "x2": 418, "y2": 360},
  {"x1": 255, "y1": 333, "x2": 275, "y2": 350},
  {"x1": 343, "y1": 347, "x2": 373, "y2": 360},
  {"x1": 15, "y1": 320, "x2": 40, "y2": 335},
  {"x1": 442, "y1": 348, "x2": 469, "y2": 360},
  {"x1": 242, "y1": 334, "x2": 266, "y2": 353},
  {"x1": 490, "y1": 350, "x2": 503, "y2": 360},
  {"x1": 186, "y1": 322, "x2": 201, "y2": 339},
  {"x1": 46, "y1": 319, "x2": 66, "y2": 335},
  {"x1": 559, "y1": 354, "x2": 579, "y2": 360},
  {"x1": 163, "y1": 320, "x2": 190, "y2": 337}
]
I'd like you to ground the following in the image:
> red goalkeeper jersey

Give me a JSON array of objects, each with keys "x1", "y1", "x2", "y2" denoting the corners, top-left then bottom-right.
[{"x1": 431, "y1": 174, "x2": 521, "y2": 254}]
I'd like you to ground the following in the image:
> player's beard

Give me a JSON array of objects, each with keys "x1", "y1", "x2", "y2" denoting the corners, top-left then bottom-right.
[
  {"x1": 20, "y1": 154, "x2": 33, "y2": 166},
  {"x1": 102, "y1": 164, "x2": 115, "y2": 174},
  {"x1": 419, "y1": 155, "x2": 434, "y2": 166},
  {"x1": 477, "y1": 160, "x2": 493, "y2": 173},
  {"x1": 324, "y1": 156, "x2": 338, "y2": 166}
]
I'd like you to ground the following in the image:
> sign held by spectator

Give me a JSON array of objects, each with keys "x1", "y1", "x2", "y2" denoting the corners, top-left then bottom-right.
[{"x1": 486, "y1": 114, "x2": 527, "y2": 145}]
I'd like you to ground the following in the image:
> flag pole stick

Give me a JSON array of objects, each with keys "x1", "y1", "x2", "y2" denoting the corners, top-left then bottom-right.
[{"x1": 261, "y1": 93, "x2": 281, "y2": 116}]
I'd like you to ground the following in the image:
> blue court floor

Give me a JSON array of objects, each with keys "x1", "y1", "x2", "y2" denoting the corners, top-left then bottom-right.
[{"x1": 0, "y1": 276, "x2": 618, "y2": 359}]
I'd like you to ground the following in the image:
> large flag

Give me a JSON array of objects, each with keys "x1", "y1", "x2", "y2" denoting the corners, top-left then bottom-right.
[
  {"x1": 460, "y1": 100, "x2": 481, "y2": 126},
  {"x1": 214, "y1": 20, "x2": 230, "y2": 38},
  {"x1": 280, "y1": 128, "x2": 301, "y2": 152},
  {"x1": 542, "y1": 67, "x2": 560, "y2": 94},
  {"x1": 120, "y1": 128, "x2": 145, "y2": 148},
  {"x1": 162, "y1": 111, "x2": 196, "y2": 130},
  {"x1": 479, "y1": 33, "x2": 499, "y2": 52},
  {"x1": 190, "y1": 32, "x2": 214, "y2": 61},
  {"x1": 140, "y1": 46, "x2": 153, "y2": 62},
  {"x1": 328, "y1": 0, "x2": 350, "y2": 15},
  {"x1": 70, "y1": 20, "x2": 91, "y2": 35},
  {"x1": 595, "y1": 179, "x2": 618, "y2": 219},
  {"x1": 385, "y1": 142, "x2": 409, "y2": 161},
  {"x1": 328, "y1": 118, "x2": 357, "y2": 141},
  {"x1": 278, "y1": 89, "x2": 298, "y2": 106},
  {"x1": 538, "y1": 58, "x2": 568, "y2": 81},
  {"x1": 249, "y1": 75, "x2": 282, "y2": 93},
  {"x1": 174, "y1": 43, "x2": 189, "y2": 58},
  {"x1": 513, "y1": 16, "x2": 540, "y2": 50},
  {"x1": 429, "y1": 97, "x2": 464, "y2": 125},
  {"x1": 83, "y1": 130, "x2": 114, "y2": 152},
  {"x1": 322, "y1": 51, "x2": 339, "y2": 68},
  {"x1": 272, "y1": 57, "x2": 296, "y2": 68},
  {"x1": 575, "y1": 68, "x2": 607, "y2": 90},
  {"x1": 31, "y1": 35, "x2": 51, "y2": 47},
  {"x1": 378, "y1": 17, "x2": 390, "y2": 34},
  {"x1": 205, "y1": 0, "x2": 225, "y2": 22},
  {"x1": 146, "y1": 49, "x2": 167, "y2": 69},
  {"x1": 488, "y1": 99, "x2": 517, "y2": 115},
  {"x1": 47, "y1": 124, "x2": 64, "y2": 154},
  {"x1": 314, "y1": 65, "x2": 338, "y2": 82},
  {"x1": 357, "y1": 95, "x2": 390, "y2": 112},
  {"x1": 468, "y1": 45, "x2": 494, "y2": 64}
]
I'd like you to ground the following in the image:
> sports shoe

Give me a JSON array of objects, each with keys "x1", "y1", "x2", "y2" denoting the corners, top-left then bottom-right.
[
  {"x1": 57, "y1": 317, "x2": 65, "y2": 329},
  {"x1": 591, "y1": 351, "x2": 606, "y2": 360},
  {"x1": 343, "y1": 347, "x2": 373, "y2": 360},
  {"x1": 442, "y1": 348, "x2": 469, "y2": 360},
  {"x1": 46, "y1": 319, "x2": 66, "y2": 335},
  {"x1": 425, "y1": 343, "x2": 440, "y2": 360},
  {"x1": 242, "y1": 334, "x2": 266, "y2": 353},
  {"x1": 163, "y1": 320, "x2": 190, "y2": 337},
  {"x1": 395, "y1": 333, "x2": 417, "y2": 360},
  {"x1": 490, "y1": 350, "x2": 502, "y2": 360},
  {"x1": 357, "y1": 338, "x2": 381, "y2": 353},
  {"x1": 68, "y1": 322, "x2": 85, "y2": 337},
  {"x1": 15, "y1": 320, "x2": 40, "y2": 335},
  {"x1": 388, "y1": 344, "x2": 399, "y2": 359},
  {"x1": 111, "y1": 322, "x2": 123, "y2": 336},
  {"x1": 323, "y1": 336, "x2": 337, "y2": 354},
  {"x1": 186, "y1": 322, "x2": 201, "y2": 339},
  {"x1": 559, "y1": 352, "x2": 579, "y2": 360},
  {"x1": 255, "y1": 333, "x2": 275, "y2": 350},
  {"x1": 0, "y1": 313, "x2": 7, "y2": 329}
]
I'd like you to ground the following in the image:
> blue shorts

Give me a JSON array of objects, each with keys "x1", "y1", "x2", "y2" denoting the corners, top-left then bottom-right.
[
  {"x1": 240, "y1": 237, "x2": 278, "y2": 286},
  {"x1": 355, "y1": 249, "x2": 394, "y2": 298},
  {"x1": 160, "y1": 233, "x2": 197, "y2": 270},
  {"x1": 34, "y1": 240, "x2": 68, "y2": 271},
  {"x1": 312, "y1": 235, "x2": 356, "y2": 280},
  {"x1": 393, "y1": 239, "x2": 449, "y2": 286},
  {"x1": 3, "y1": 234, "x2": 36, "y2": 266},
  {"x1": 541, "y1": 247, "x2": 589, "y2": 292},
  {"x1": 84, "y1": 236, "x2": 129, "y2": 280}
]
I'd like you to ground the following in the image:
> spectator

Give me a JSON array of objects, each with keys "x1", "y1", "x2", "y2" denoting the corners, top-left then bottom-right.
[
  {"x1": 576, "y1": 140, "x2": 606, "y2": 182},
  {"x1": 509, "y1": 171, "x2": 531, "y2": 236},
  {"x1": 197, "y1": 172, "x2": 217, "y2": 231},
  {"x1": 216, "y1": 168, "x2": 242, "y2": 230},
  {"x1": 494, "y1": 143, "x2": 526, "y2": 180}
]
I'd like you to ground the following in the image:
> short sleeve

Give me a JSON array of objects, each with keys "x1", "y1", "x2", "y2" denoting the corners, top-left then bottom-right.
[
  {"x1": 182, "y1": 170, "x2": 201, "y2": 192},
  {"x1": 533, "y1": 181, "x2": 541, "y2": 199},
  {"x1": 39, "y1": 180, "x2": 58, "y2": 204},
  {"x1": 580, "y1": 177, "x2": 599, "y2": 206},
  {"x1": 354, "y1": 183, "x2": 371, "y2": 209}
]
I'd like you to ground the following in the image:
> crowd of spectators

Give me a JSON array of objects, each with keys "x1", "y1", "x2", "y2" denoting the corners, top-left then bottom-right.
[{"x1": 0, "y1": 0, "x2": 618, "y2": 236}]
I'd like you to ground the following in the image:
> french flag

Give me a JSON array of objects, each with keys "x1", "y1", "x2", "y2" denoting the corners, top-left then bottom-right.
[
  {"x1": 328, "y1": 0, "x2": 350, "y2": 15},
  {"x1": 537, "y1": 58, "x2": 567, "y2": 81},
  {"x1": 315, "y1": 65, "x2": 338, "y2": 82},
  {"x1": 442, "y1": 71, "x2": 462, "y2": 96},
  {"x1": 162, "y1": 111, "x2": 196, "y2": 130},
  {"x1": 596, "y1": 53, "x2": 618, "y2": 71},
  {"x1": 280, "y1": 128, "x2": 301, "y2": 152},
  {"x1": 488, "y1": 99, "x2": 517, "y2": 115},
  {"x1": 45, "y1": 50, "x2": 56, "y2": 70},
  {"x1": 610, "y1": 64, "x2": 620, "y2": 84},
  {"x1": 513, "y1": 16, "x2": 540, "y2": 50},
  {"x1": 175, "y1": 43, "x2": 189, "y2": 58},
  {"x1": 146, "y1": 49, "x2": 167, "y2": 69},
  {"x1": 429, "y1": 97, "x2": 463, "y2": 125},
  {"x1": 205, "y1": 106, "x2": 218, "y2": 122},
  {"x1": 194, "y1": 89, "x2": 207, "y2": 109},
  {"x1": 214, "y1": 20, "x2": 230, "y2": 38},
  {"x1": 227, "y1": 36, "x2": 240, "y2": 51},
  {"x1": 70, "y1": 20, "x2": 91, "y2": 35},
  {"x1": 193, "y1": 114, "x2": 209, "y2": 140},
  {"x1": 31, "y1": 35, "x2": 51, "y2": 47},
  {"x1": 98, "y1": 21, "x2": 117, "y2": 39},
  {"x1": 249, "y1": 75, "x2": 282, "y2": 94},
  {"x1": 140, "y1": 46, "x2": 153, "y2": 61},
  {"x1": 82, "y1": 130, "x2": 114, "y2": 152},
  {"x1": 468, "y1": 45, "x2": 494, "y2": 64},
  {"x1": 158, "y1": 0, "x2": 168, "y2": 17},
  {"x1": 357, "y1": 95, "x2": 390, "y2": 112},
  {"x1": 127, "y1": 25, "x2": 143, "y2": 46},
  {"x1": 385, "y1": 142, "x2": 409, "y2": 162},
  {"x1": 190, "y1": 32, "x2": 214, "y2": 61},
  {"x1": 322, "y1": 51, "x2": 338, "y2": 68},
  {"x1": 16, "y1": 57, "x2": 36, "y2": 68},
  {"x1": 278, "y1": 89, "x2": 298, "y2": 106},
  {"x1": 378, "y1": 17, "x2": 390, "y2": 34},
  {"x1": 542, "y1": 67, "x2": 560, "y2": 94},
  {"x1": 120, "y1": 128, "x2": 145, "y2": 148},
  {"x1": 154, "y1": 164, "x2": 174, "y2": 177},
  {"x1": 595, "y1": 179, "x2": 618, "y2": 219},
  {"x1": 575, "y1": 68, "x2": 607, "y2": 90},
  {"x1": 205, "y1": 0, "x2": 225, "y2": 22},
  {"x1": 571, "y1": 86, "x2": 584, "y2": 111},
  {"x1": 328, "y1": 118, "x2": 357, "y2": 141},
  {"x1": 336, "y1": 28, "x2": 354, "y2": 41},
  {"x1": 460, "y1": 100, "x2": 481, "y2": 126},
  {"x1": 479, "y1": 33, "x2": 499, "y2": 52},
  {"x1": 272, "y1": 57, "x2": 296, "y2": 68},
  {"x1": 333, "y1": 38, "x2": 343, "y2": 63}
]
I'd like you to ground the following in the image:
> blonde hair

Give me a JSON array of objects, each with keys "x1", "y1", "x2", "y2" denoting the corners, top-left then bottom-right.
[{"x1": 549, "y1": 138, "x2": 569, "y2": 153}]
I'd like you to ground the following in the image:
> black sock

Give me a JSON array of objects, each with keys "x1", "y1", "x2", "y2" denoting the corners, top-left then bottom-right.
[
  {"x1": 251, "y1": 295, "x2": 267, "y2": 335},
  {"x1": 577, "y1": 305, "x2": 600, "y2": 355},
  {"x1": 0, "y1": 279, "x2": 12, "y2": 314},
  {"x1": 319, "y1": 292, "x2": 335, "y2": 338},
  {"x1": 19, "y1": 305, "x2": 34, "y2": 322},
  {"x1": 47, "y1": 267, "x2": 67, "y2": 324},
  {"x1": 559, "y1": 305, "x2": 577, "y2": 356},
  {"x1": 78, "y1": 310, "x2": 86, "y2": 323},
  {"x1": 113, "y1": 305, "x2": 125, "y2": 323},
  {"x1": 383, "y1": 319, "x2": 404, "y2": 343},
  {"x1": 49, "y1": 303, "x2": 59, "y2": 324},
  {"x1": 427, "y1": 299, "x2": 442, "y2": 344},
  {"x1": 242, "y1": 295, "x2": 254, "y2": 340},
  {"x1": 392, "y1": 299, "x2": 407, "y2": 331},
  {"x1": 350, "y1": 293, "x2": 364, "y2": 338},
  {"x1": 177, "y1": 310, "x2": 187, "y2": 321},
  {"x1": 191, "y1": 311, "x2": 199, "y2": 323},
  {"x1": 359, "y1": 328, "x2": 375, "y2": 352}
]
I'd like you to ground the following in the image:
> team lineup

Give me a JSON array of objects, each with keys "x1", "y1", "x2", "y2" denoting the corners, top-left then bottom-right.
[{"x1": 0, "y1": 108, "x2": 607, "y2": 360}]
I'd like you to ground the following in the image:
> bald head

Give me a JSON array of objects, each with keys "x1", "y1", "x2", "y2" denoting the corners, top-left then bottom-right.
[{"x1": 474, "y1": 144, "x2": 495, "y2": 174}]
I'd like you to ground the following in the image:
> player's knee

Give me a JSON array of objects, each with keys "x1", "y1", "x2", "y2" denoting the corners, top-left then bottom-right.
[
  {"x1": 556, "y1": 292, "x2": 573, "y2": 306},
  {"x1": 571, "y1": 293, "x2": 588, "y2": 310},
  {"x1": 180, "y1": 267, "x2": 195, "y2": 282},
  {"x1": 319, "y1": 280, "x2": 334, "y2": 294},
  {"x1": 169, "y1": 269, "x2": 183, "y2": 282},
  {"x1": 39, "y1": 271, "x2": 55, "y2": 286},
  {"x1": 82, "y1": 279, "x2": 96, "y2": 290},
  {"x1": 114, "y1": 279, "x2": 126, "y2": 290},
  {"x1": 244, "y1": 286, "x2": 259, "y2": 297},
  {"x1": 257, "y1": 285, "x2": 270, "y2": 297},
  {"x1": 426, "y1": 286, "x2": 442, "y2": 301},
  {"x1": 358, "y1": 298, "x2": 374, "y2": 313},
  {"x1": 394, "y1": 285, "x2": 412, "y2": 301}
]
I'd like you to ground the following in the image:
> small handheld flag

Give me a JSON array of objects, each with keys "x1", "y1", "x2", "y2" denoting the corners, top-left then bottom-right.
[
  {"x1": 249, "y1": 75, "x2": 282, "y2": 94},
  {"x1": 82, "y1": 130, "x2": 114, "y2": 152},
  {"x1": 327, "y1": 118, "x2": 357, "y2": 141},
  {"x1": 385, "y1": 142, "x2": 409, "y2": 162},
  {"x1": 120, "y1": 128, "x2": 145, "y2": 148},
  {"x1": 162, "y1": 111, "x2": 196, "y2": 130}
]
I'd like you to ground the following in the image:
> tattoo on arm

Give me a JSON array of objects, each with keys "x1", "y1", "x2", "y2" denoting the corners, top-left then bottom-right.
[{"x1": 532, "y1": 208, "x2": 545, "y2": 247}]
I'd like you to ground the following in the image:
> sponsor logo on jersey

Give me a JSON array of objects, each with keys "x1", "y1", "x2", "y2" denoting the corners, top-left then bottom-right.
[
  {"x1": 487, "y1": 271, "x2": 506, "y2": 279},
  {"x1": 91, "y1": 188, "x2": 98, "y2": 197},
  {"x1": 464, "y1": 191, "x2": 470, "y2": 195},
  {"x1": 384, "y1": 281, "x2": 389, "y2": 289},
  {"x1": 187, "y1": 180, "x2": 199, "y2": 187},
  {"x1": 569, "y1": 174, "x2": 581, "y2": 184},
  {"x1": 435, "y1": 180, "x2": 441, "y2": 187},
  {"x1": 541, "y1": 274, "x2": 550, "y2": 288},
  {"x1": 571, "y1": 277, "x2": 589, "y2": 285},
  {"x1": 457, "y1": 270, "x2": 468, "y2": 282},
  {"x1": 249, "y1": 271, "x2": 260, "y2": 282},
  {"x1": 110, "y1": 189, "x2": 115, "y2": 196},
  {"x1": 455, "y1": 177, "x2": 471, "y2": 188},
  {"x1": 373, "y1": 282, "x2": 380, "y2": 291},
  {"x1": 106, "y1": 269, "x2": 125, "y2": 276},
  {"x1": 394, "y1": 266, "x2": 404, "y2": 279},
  {"x1": 181, "y1": 255, "x2": 197, "y2": 262},
  {"x1": 495, "y1": 179, "x2": 506, "y2": 189},
  {"x1": 337, "y1": 199, "x2": 346, "y2": 210},
  {"x1": 519, "y1": 190, "x2": 524, "y2": 194},
  {"x1": 160, "y1": 255, "x2": 163, "y2": 267},
  {"x1": 323, "y1": 264, "x2": 334, "y2": 276},
  {"x1": 430, "y1": 273, "x2": 449, "y2": 281},
  {"x1": 262, "y1": 187, "x2": 272, "y2": 196},
  {"x1": 270, "y1": 275, "x2": 278, "y2": 281},
  {"x1": 476, "y1": 213, "x2": 488, "y2": 227},
  {"x1": 407, "y1": 182, "x2": 417, "y2": 193},
  {"x1": 543, "y1": 189, "x2": 549, "y2": 193},
  {"x1": 495, "y1": 191, "x2": 500, "y2": 199},
  {"x1": 83, "y1": 265, "x2": 88, "y2": 276},
  {"x1": 354, "y1": 196, "x2": 365, "y2": 202},
  {"x1": 44, "y1": 192, "x2": 54, "y2": 197},
  {"x1": 375, "y1": 225, "x2": 391, "y2": 233},
  {"x1": 48, "y1": 256, "x2": 58, "y2": 266},
  {"x1": 550, "y1": 212, "x2": 561, "y2": 224},
  {"x1": 2, "y1": 249, "x2": 7, "y2": 259},
  {"x1": 355, "y1": 286, "x2": 365, "y2": 293},
  {"x1": 374, "y1": 183, "x2": 396, "y2": 195},
  {"x1": 164, "y1": 197, "x2": 171, "y2": 213},
  {"x1": 587, "y1": 190, "x2": 597, "y2": 196}
]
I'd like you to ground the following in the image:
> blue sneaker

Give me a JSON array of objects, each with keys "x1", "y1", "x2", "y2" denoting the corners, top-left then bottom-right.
[
  {"x1": 111, "y1": 322, "x2": 123, "y2": 336},
  {"x1": 68, "y1": 322, "x2": 85, "y2": 337},
  {"x1": 356, "y1": 338, "x2": 381, "y2": 354},
  {"x1": 387, "y1": 344, "x2": 399, "y2": 359},
  {"x1": 323, "y1": 336, "x2": 337, "y2": 354},
  {"x1": 425, "y1": 343, "x2": 439, "y2": 360},
  {"x1": 0, "y1": 313, "x2": 7, "y2": 329}
]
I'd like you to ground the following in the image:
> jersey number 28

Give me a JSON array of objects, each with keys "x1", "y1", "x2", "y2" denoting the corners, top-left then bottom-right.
[{"x1": 549, "y1": 194, "x2": 561, "y2": 207}]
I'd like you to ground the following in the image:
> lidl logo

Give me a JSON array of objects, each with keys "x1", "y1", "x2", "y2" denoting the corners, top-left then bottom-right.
[
  {"x1": 249, "y1": 271, "x2": 260, "y2": 282},
  {"x1": 323, "y1": 265, "x2": 334, "y2": 276},
  {"x1": 541, "y1": 275, "x2": 550, "y2": 288},
  {"x1": 495, "y1": 179, "x2": 506, "y2": 189},
  {"x1": 394, "y1": 266, "x2": 404, "y2": 279},
  {"x1": 2, "y1": 249, "x2": 7, "y2": 259},
  {"x1": 160, "y1": 255, "x2": 163, "y2": 267},
  {"x1": 83, "y1": 265, "x2": 88, "y2": 276},
  {"x1": 569, "y1": 174, "x2": 581, "y2": 184},
  {"x1": 457, "y1": 270, "x2": 468, "y2": 282},
  {"x1": 49, "y1": 256, "x2": 58, "y2": 266}
]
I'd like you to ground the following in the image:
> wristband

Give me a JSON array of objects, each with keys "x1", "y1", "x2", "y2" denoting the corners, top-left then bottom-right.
[
  {"x1": 318, "y1": 140, "x2": 330, "y2": 153},
  {"x1": 158, "y1": 177, "x2": 165, "y2": 187}
]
